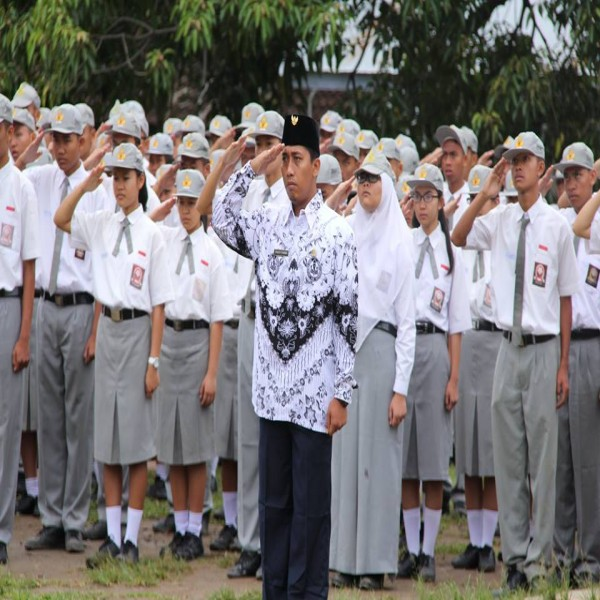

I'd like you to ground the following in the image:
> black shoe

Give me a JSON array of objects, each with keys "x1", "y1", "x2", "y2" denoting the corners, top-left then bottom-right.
[
  {"x1": 210, "y1": 524, "x2": 238, "y2": 552},
  {"x1": 451, "y1": 543, "x2": 480, "y2": 569},
  {"x1": 227, "y1": 549, "x2": 261, "y2": 578},
  {"x1": 152, "y1": 513, "x2": 175, "y2": 534},
  {"x1": 504, "y1": 565, "x2": 528, "y2": 592},
  {"x1": 160, "y1": 532, "x2": 185, "y2": 558},
  {"x1": 16, "y1": 494, "x2": 38, "y2": 516},
  {"x1": 120, "y1": 539, "x2": 139, "y2": 564},
  {"x1": 418, "y1": 553, "x2": 436, "y2": 582},
  {"x1": 86, "y1": 537, "x2": 121, "y2": 569},
  {"x1": 202, "y1": 509, "x2": 211, "y2": 534},
  {"x1": 358, "y1": 574, "x2": 383, "y2": 590},
  {"x1": 146, "y1": 476, "x2": 167, "y2": 501},
  {"x1": 24, "y1": 526, "x2": 65, "y2": 550},
  {"x1": 478, "y1": 545, "x2": 496, "y2": 573},
  {"x1": 65, "y1": 529, "x2": 85, "y2": 553},
  {"x1": 331, "y1": 572, "x2": 357, "y2": 589},
  {"x1": 17, "y1": 471, "x2": 26, "y2": 497},
  {"x1": 83, "y1": 520, "x2": 107, "y2": 541},
  {"x1": 175, "y1": 532, "x2": 204, "y2": 561},
  {"x1": 397, "y1": 551, "x2": 419, "y2": 579},
  {"x1": 0, "y1": 542, "x2": 7, "y2": 565}
]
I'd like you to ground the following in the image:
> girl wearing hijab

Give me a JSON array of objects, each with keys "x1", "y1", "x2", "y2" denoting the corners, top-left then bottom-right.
[{"x1": 330, "y1": 151, "x2": 416, "y2": 591}]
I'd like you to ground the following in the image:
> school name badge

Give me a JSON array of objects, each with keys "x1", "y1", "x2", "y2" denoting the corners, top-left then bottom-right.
[{"x1": 130, "y1": 264, "x2": 145, "y2": 289}]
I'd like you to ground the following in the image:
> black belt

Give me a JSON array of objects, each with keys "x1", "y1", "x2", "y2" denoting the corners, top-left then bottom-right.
[
  {"x1": 166, "y1": 318, "x2": 209, "y2": 332},
  {"x1": 225, "y1": 319, "x2": 240, "y2": 329},
  {"x1": 0, "y1": 287, "x2": 21, "y2": 298},
  {"x1": 34, "y1": 288, "x2": 43, "y2": 298},
  {"x1": 374, "y1": 321, "x2": 397, "y2": 337},
  {"x1": 241, "y1": 299, "x2": 256, "y2": 320},
  {"x1": 571, "y1": 328, "x2": 600, "y2": 341},
  {"x1": 416, "y1": 321, "x2": 445, "y2": 335},
  {"x1": 473, "y1": 319, "x2": 501, "y2": 332},
  {"x1": 44, "y1": 291, "x2": 94, "y2": 306},
  {"x1": 502, "y1": 330, "x2": 556, "y2": 347},
  {"x1": 103, "y1": 306, "x2": 148, "y2": 322}
]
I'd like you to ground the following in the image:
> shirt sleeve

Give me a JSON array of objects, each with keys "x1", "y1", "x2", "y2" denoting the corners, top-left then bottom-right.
[
  {"x1": 20, "y1": 177, "x2": 40, "y2": 261},
  {"x1": 464, "y1": 209, "x2": 497, "y2": 251},
  {"x1": 557, "y1": 219, "x2": 580, "y2": 297},
  {"x1": 148, "y1": 227, "x2": 175, "y2": 307},
  {"x1": 447, "y1": 248, "x2": 473, "y2": 334},
  {"x1": 392, "y1": 249, "x2": 416, "y2": 395},
  {"x1": 590, "y1": 218, "x2": 600, "y2": 254},
  {"x1": 70, "y1": 210, "x2": 111, "y2": 252},
  {"x1": 211, "y1": 163, "x2": 263, "y2": 261},
  {"x1": 208, "y1": 243, "x2": 234, "y2": 322},
  {"x1": 332, "y1": 224, "x2": 358, "y2": 403}
]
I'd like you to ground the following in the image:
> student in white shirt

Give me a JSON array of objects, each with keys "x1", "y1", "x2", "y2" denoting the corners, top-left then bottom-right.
[
  {"x1": 0, "y1": 95, "x2": 40, "y2": 565},
  {"x1": 330, "y1": 152, "x2": 415, "y2": 591},
  {"x1": 397, "y1": 164, "x2": 471, "y2": 583},
  {"x1": 452, "y1": 132, "x2": 579, "y2": 592},
  {"x1": 54, "y1": 143, "x2": 174, "y2": 566}
]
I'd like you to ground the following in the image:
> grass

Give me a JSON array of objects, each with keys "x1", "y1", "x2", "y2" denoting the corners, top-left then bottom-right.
[{"x1": 208, "y1": 592, "x2": 262, "y2": 600}]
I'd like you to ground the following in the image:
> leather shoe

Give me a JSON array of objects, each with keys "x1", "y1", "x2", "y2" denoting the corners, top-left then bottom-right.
[
  {"x1": 153, "y1": 513, "x2": 175, "y2": 534},
  {"x1": 478, "y1": 545, "x2": 496, "y2": 573},
  {"x1": 202, "y1": 509, "x2": 211, "y2": 535},
  {"x1": 397, "y1": 551, "x2": 419, "y2": 578},
  {"x1": 25, "y1": 526, "x2": 65, "y2": 550},
  {"x1": 175, "y1": 532, "x2": 204, "y2": 561},
  {"x1": 331, "y1": 572, "x2": 357, "y2": 589},
  {"x1": 146, "y1": 476, "x2": 167, "y2": 501},
  {"x1": 0, "y1": 542, "x2": 7, "y2": 565},
  {"x1": 452, "y1": 543, "x2": 480, "y2": 569},
  {"x1": 86, "y1": 537, "x2": 121, "y2": 569},
  {"x1": 358, "y1": 574, "x2": 383, "y2": 590},
  {"x1": 65, "y1": 530, "x2": 85, "y2": 553},
  {"x1": 210, "y1": 524, "x2": 238, "y2": 552},
  {"x1": 227, "y1": 549, "x2": 261, "y2": 578},
  {"x1": 120, "y1": 539, "x2": 139, "y2": 564},
  {"x1": 160, "y1": 532, "x2": 185, "y2": 558},
  {"x1": 418, "y1": 553, "x2": 436, "y2": 582},
  {"x1": 83, "y1": 520, "x2": 107, "y2": 541},
  {"x1": 16, "y1": 494, "x2": 39, "y2": 517},
  {"x1": 506, "y1": 565, "x2": 528, "y2": 591}
]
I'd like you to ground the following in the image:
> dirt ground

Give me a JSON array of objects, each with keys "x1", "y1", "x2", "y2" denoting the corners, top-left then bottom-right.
[{"x1": 3, "y1": 510, "x2": 503, "y2": 599}]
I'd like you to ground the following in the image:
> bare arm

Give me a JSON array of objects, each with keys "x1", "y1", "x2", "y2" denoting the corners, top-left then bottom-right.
[
  {"x1": 200, "y1": 321, "x2": 224, "y2": 407},
  {"x1": 12, "y1": 259, "x2": 35, "y2": 372},
  {"x1": 445, "y1": 333, "x2": 462, "y2": 411},
  {"x1": 572, "y1": 190, "x2": 600, "y2": 239},
  {"x1": 145, "y1": 304, "x2": 165, "y2": 399},
  {"x1": 556, "y1": 296, "x2": 571, "y2": 408}
]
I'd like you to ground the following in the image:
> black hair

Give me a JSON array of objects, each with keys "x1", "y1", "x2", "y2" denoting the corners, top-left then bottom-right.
[
  {"x1": 138, "y1": 174, "x2": 148, "y2": 212},
  {"x1": 308, "y1": 147, "x2": 320, "y2": 162}
]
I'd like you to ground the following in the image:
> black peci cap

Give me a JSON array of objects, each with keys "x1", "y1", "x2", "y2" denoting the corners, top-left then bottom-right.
[{"x1": 282, "y1": 114, "x2": 320, "y2": 157}]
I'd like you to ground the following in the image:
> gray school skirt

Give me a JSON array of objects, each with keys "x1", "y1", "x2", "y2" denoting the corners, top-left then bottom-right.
[
  {"x1": 21, "y1": 297, "x2": 41, "y2": 431},
  {"x1": 215, "y1": 323, "x2": 238, "y2": 460},
  {"x1": 455, "y1": 329, "x2": 501, "y2": 477},
  {"x1": 330, "y1": 327, "x2": 402, "y2": 575},
  {"x1": 156, "y1": 326, "x2": 214, "y2": 466},
  {"x1": 94, "y1": 314, "x2": 154, "y2": 466},
  {"x1": 403, "y1": 332, "x2": 451, "y2": 481}
]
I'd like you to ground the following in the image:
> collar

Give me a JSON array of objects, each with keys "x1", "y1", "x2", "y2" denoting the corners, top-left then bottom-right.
[
  {"x1": 117, "y1": 204, "x2": 144, "y2": 224},
  {"x1": 516, "y1": 195, "x2": 544, "y2": 223},
  {"x1": 282, "y1": 190, "x2": 323, "y2": 230},
  {"x1": 414, "y1": 223, "x2": 443, "y2": 248},
  {"x1": 443, "y1": 180, "x2": 469, "y2": 201},
  {"x1": 62, "y1": 161, "x2": 86, "y2": 188},
  {"x1": 178, "y1": 224, "x2": 205, "y2": 244}
]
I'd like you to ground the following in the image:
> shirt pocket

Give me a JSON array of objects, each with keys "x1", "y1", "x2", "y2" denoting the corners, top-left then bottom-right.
[
  {"x1": 427, "y1": 275, "x2": 452, "y2": 316},
  {"x1": 126, "y1": 249, "x2": 149, "y2": 293},
  {"x1": 530, "y1": 248, "x2": 556, "y2": 294}
]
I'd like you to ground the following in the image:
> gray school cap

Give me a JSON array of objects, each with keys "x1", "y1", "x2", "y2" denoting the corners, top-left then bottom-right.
[
  {"x1": 241, "y1": 126, "x2": 256, "y2": 146},
  {"x1": 248, "y1": 111, "x2": 284, "y2": 140},
  {"x1": 37, "y1": 107, "x2": 51, "y2": 130},
  {"x1": 182, "y1": 115, "x2": 206, "y2": 135},
  {"x1": 320, "y1": 110, "x2": 343, "y2": 134},
  {"x1": 12, "y1": 82, "x2": 41, "y2": 109},
  {"x1": 375, "y1": 138, "x2": 401, "y2": 161},
  {"x1": 395, "y1": 133, "x2": 417, "y2": 150},
  {"x1": 335, "y1": 119, "x2": 360, "y2": 139},
  {"x1": 396, "y1": 173, "x2": 412, "y2": 198},
  {"x1": 12, "y1": 108, "x2": 35, "y2": 131},
  {"x1": 104, "y1": 143, "x2": 144, "y2": 172},
  {"x1": 148, "y1": 132, "x2": 174, "y2": 156},
  {"x1": 503, "y1": 131, "x2": 545, "y2": 161},
  {"x1": 110, "y1": 111, "x2": 141, "y2": 140},
  {"x1": 355, "y1": 149, "x2": 394, "y2": 180},
  {"x1": 237, "y1": 102, "x2": 265, "y2": 129},
  {"x1": 208, "y1": 115, "x2": 233, "y2": 137},
  {"x1": 329, "y1": 132, "x2": 359, "y2": 160},
  {"x1": 399, "y1": 146, "x2": 420, "y2": 174},
  {"x1": 316, "y1": 154, "x2": 342, "y2": 185},
  {"x1": 49, "y1": 104, "x2": 84, "y2": 135},
  {"x1": 435, "y1": 124, "x2": 468, "y2": 154},
  {"x1": 468, "y1": 165, "x2": 492, "y2": 195},
  {"x1": 163, "y1": 117, "x2": 183, "y2": 136},
  {"x1": 555, "y1": 142, "x2": 595, "y2": 173},
  {"x1": 356, "y1": 129, "x2": 379, "y2": 150},
  {"x1": 504, "y1": 171, "x2": 517, "y2": 197},
  {"x1": 75, "y1": 103, "x2": 95, "y2": 128},
  {"x1": 0, "y1": 94, "x2": 13, "y2": 123},
  {"x1": 461, "y1": 126, "x2": 478, "y2": 153},
  {"x1": 176, "y1": 169, "x2": 205, "y2": 198},
  {"x1": 407, "y1": 163, "x2": 444, "y2": 194},
  {"x1": 178, "y1": 133, "x2": 210, "y2": 160}
]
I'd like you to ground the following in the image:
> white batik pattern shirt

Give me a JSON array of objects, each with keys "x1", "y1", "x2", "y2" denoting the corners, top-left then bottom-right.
[{"x1": 212, "y1": 163, "x2": 358, "y2": 434}]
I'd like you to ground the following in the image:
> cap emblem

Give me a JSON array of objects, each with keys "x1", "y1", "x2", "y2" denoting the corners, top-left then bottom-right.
[
  {"x1": 116, "y1": 147, "x2": 127, "y2": 162},
  {"x1": 182, "y1": 174, "x2": 192, "y2": 189},
  {"x1": 418, "y1": 167, "x2": 428, "y2": 179},
  {"x1": 291, "y1": 115, "x2": 299, "y2": 126},
  {"x1": 566, "y1": 149, "x2": 575, "y2": 161},
  {"x1": 259, "y1": 116, "x2": 268, "y2": 130},
  {"x1": 472, "y1": 174, "x2": 480, "y2": 186},
  {"x1": 515, "y1": 136, "x2": 524, "y2": 148}
]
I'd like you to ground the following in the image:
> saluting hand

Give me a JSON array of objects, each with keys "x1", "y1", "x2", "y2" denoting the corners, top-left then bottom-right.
[
  {"x1": 153, "y1": 163, "x2": 179, "y2": 196},
  {"x1": 481, "y1": 158, "x2": 509, "y2": 200},
  {"x1": 539, "y1": 165, "x2": 555, "y2": 197},
  {"x1": 326, "y1": 177, "x2": 355, "y2": 213},
  {"x1": 12, "y1": 337, "x2": 30, "y2": 373},
  {"x1": 389, "y1": 393, "x2": 407, "y2": 428},
  {"x1": 420, "y1": 147, "x2": 443, "y2": 167},
  {"x1": 83, "y1": 142, "x2": 111, "y2": 171},
  {"x1": 81, "y1": 164, "x2": 104, "y2": 193},
  {"x1": 149, "y1": 196, "x2": 176, "y2": 223},
  {"x1": 15, "y1": 130, "x2": 45, "y2": 170},
  {"x1": 400, "y1": 195, "x2": 413, "y2": 226},
  {"x1": 211, "y1": 127, "x2": 237, "y2": 151},
  {"x1": 477, "y1": 149, "x2": 495, "y2": 167},
  {"x1": 250, "y1": 143, "x2": 284, "y2": 176},
  {"x1": 199, "y1": 374, "x2": 217, "y2": 407},
  {"x1": 326, "y1": 398, "x2": 348, "y2": 436}
]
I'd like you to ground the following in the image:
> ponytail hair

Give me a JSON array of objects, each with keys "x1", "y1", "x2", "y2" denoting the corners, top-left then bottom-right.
[
  {"x1": 138, "y1": 172, "x2": 148, "y2": 212},
  {"x1": 438, "y1": 207, "x2": 454, "y2": 275}
]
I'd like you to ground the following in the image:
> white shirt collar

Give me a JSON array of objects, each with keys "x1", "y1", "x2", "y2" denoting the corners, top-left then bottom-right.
[
  {"x1": 117, "y1": 204, "x2": 144, "y2": 224},
  {"x1": 282, "y1": 190, "x2": 323, "y2": 230}
]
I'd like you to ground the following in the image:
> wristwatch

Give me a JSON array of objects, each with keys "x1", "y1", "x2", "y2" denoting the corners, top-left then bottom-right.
[{"x1": 148, "y1": 356, "x2": 160, "y2": 369}]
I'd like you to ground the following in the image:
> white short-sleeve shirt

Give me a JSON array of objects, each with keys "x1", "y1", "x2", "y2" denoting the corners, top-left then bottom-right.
[
  {"x1": 0, "y1": 161, "x2": 40, "y2": 290},
  {"x1": 412, "y1": 224, "x2": 472, "y2": 334},
  {"x1": 462, "y1": 248, "x2": 494, "y2": 322},
  {"x1": 70, "y1": 205, "x2": 174, "y2": 312},
  {"x1": 465, "y1": 196, "x2": 579, "y2": 335}
]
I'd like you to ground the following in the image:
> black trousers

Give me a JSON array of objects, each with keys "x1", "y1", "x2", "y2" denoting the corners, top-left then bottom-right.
[{"x1": 259, "y1": 418, "x2": 332, "y2": 599}]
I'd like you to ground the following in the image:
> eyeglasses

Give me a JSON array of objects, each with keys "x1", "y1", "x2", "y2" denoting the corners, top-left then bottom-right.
[
  {"x1": 410, "y1": 191, "x2": 439, "y2": 204},
  {"x1": 356, "y1": 172, "x2": 381, "y2": 184}
]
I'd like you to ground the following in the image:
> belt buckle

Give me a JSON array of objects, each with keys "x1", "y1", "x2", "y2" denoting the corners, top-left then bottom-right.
[
  {"x1": 54, "y1": 294, "x2": 64, "y2": 307},
  {"x1": 174, "y1": 320, "x2": 183, "y2": 332},
  {"x1": 110, "y1": 308, "x2": 122, "y2": 322}
]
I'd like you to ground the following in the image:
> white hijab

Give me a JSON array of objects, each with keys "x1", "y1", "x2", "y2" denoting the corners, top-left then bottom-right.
[{"x1": 351, "y1": 173, "x2": 413, "y2": 350}]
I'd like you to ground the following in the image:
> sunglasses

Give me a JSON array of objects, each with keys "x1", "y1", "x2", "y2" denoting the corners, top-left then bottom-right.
[{"x1": 356, "y1": 172, "x2": 381, "y2": 184}]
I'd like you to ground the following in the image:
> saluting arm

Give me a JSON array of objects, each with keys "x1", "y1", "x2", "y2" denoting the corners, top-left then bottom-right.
[{"x1": 572, "y1": 190, "x2": 600, "y2": 239}]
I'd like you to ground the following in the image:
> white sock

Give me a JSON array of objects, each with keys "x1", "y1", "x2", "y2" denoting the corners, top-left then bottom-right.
[
  {"x1": 174, "y1": 510, "x2": 188, "y2": 535},
  {"x1": 106, "y1": 506, "x2": 122, "y2": 547},
  {"x1": 166, "y1": 480, "x2": 173, "y2": 506},
  {"x1": 482, "y1": 509, "x2": 498, "y2": 548},
  {"x1": 211, "y1": 456, "x2": 219, "y2": 478},
  {"x1": 155, "y1": 463, "x2": 169, "y2": 481},
  {"x1": 467, "y1": 509, "x2": 483, "y2": 548},
  {"x1": 187, "y1": 511, "x2": 203, "y2": 537},
  {"x1": 422, "y1": 507, "x2": 442, "y2": 558},
  {"x1": 124, "y1": 507, "x2": 143, "y2": 547},
  {"x1": 25, "y1": 477, "x2": 38, "y2": 498},
  {"x1": 223, "y1": 492, "x2": 238, "y2": 528},
  {"x1": 403, "y1": 507, "x2": 421, "y2": 556}
]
